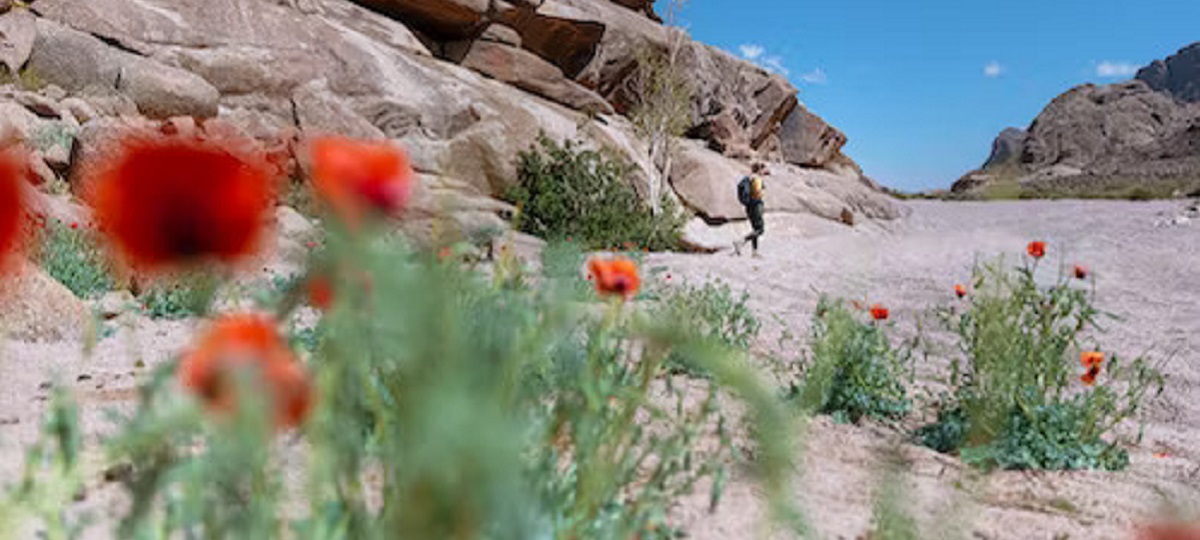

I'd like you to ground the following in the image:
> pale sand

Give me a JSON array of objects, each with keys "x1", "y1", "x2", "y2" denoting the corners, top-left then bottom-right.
[{"x1": 0, "y1": 200, "x2": 1196, "y2": 539}]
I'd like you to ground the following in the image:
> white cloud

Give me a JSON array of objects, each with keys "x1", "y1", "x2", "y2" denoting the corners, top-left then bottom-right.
[
  {"x1": 983, "y1": 61, "x2": 1004, "y2": 78},
  {"x1": 1096, "y1": 61, "x2": 1139, "y2": 78},
  {"x1": 798, "y1": 68, "x2": 827, "y2": 84},
  {"x1": 739, "y1": 44, "x2": 765, "y2": 61},
  {"x1": 737, "y1": 44, "x2": 792, "y2": 76}
]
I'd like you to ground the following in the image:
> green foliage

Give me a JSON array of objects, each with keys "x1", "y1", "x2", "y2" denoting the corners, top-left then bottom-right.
[
  {"x1": 789, "y1": 297, "x2": 912, "y2": 424},
  {"x1": 654, "y1": 278, "x2": 761, "y2": 376},
  {"x1": 506, "y1": 135, "x2": 685, "y2": 252},
  {"x1": 138, "y1": 277, "x2": 217, "y2": 320},
  {"x1": 35, "y1": 220, "x2": 115, "y2": 299},
  {"x1": 916, "y1": 258, "x2": 1165, "y2": 471}
]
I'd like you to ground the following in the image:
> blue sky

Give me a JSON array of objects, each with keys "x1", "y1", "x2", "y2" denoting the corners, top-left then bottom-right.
[{"x1": 660, "y1": 0, "x2": 1200, "y2": 191}]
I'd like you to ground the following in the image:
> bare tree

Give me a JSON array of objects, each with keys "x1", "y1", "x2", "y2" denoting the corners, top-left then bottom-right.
[{"x1": 628, "y1": 0, "x2": 693, "y2": 215}]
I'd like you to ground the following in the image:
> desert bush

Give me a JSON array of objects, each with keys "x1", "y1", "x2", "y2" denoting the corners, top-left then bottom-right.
[
  {"x1": 34, "y1": 220, "x2": 114, "y2": 299},
  {"x1": 506, "y1": 135, "x2": 685, "y2": 252},
  {"x1": 653, "y1": 278, "x2": 761, "y2": 376},
  {"x1": 916, "y1": 255, "x2": 1165, "y2": 471},
  {"x1": 138, "y1": 277, "x2": 217, "y2": 320},
  {"x1": 787, "y1": 297, "x2": 912, "y2": 424}
]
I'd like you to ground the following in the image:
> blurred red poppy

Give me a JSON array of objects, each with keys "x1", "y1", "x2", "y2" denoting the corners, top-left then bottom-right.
[
  {"x1": 954, "y1": 284, "x2": 967, "y2": 298},
  {"x1": 309, "y1": 136, "x2": 413, "y2": 228},
  {"x1": 1073, "y1": 265, "x2": 1089, "y2": 280},
  {"x1": 179, "y1": 314, "x2": 312, "y2": 429},
  {"x1": 1137, "y1": 523, "x2": 1200, "y2": 540},
  {"x1": 1027, "y1": 241, "x2": 1046, "y2": 259},
  {"x1": 306, "y1": 274, "x2": 335, "y2": 311},
  {"x1": 0, "y1": 147, "x2": 27, "y2": 269},
  {"x1": 87, "y1": 132, "x2": 275, "y2": 272},
  {"x1": 588, "y1": 256, "x2": 640, "y2": 299}
]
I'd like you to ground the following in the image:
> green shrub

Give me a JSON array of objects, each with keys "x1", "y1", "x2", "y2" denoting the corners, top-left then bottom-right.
[
  {"x1": 35, "y1": 220, "x2": 115, "y2": 299},
  {"x1": 788, "y1": 297, "x2": 912, "y2": 424},
  {"x1": 138, "y1": 278, "x2": 216, "y2": 320},
  {"x1": 916, "y1": 257, "x2": 1165, "y2": 471},
  {"x1": 654, "y1": 278, "x2": 761, "y2": 376},
  {"x1": 506, "y1": 135, "x2": 685, "y2": 252}
]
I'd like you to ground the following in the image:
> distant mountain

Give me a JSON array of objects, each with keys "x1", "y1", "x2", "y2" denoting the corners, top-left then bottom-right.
[{"x1": 952, "y1": 43, "x2": 1200, "y2": 199}]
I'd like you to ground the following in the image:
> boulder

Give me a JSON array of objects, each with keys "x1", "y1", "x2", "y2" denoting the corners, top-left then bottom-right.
[
  {"x1": 26, "y1": 20, "x2": 219, "y2": 119},
  {"x1": 292, "y1": 79, "x2": 387, "y2": 140},
  {"x1": 606, "y1": 0, "x2": 659, "y2": 21},
  {"x1": 0, "y1": 9, "x2": 36, "y2": 73},
  {"x1": 496, "y1": 3, "x2": 607, "y2": 79},
  {"x1": 670, "y1": 140, "x2": 905, "y2": 222},
  {"x1": 459, "y1": 40, "x2": 613, "y2": 115},
  {"x1": 779, "y1": 105, "x2": 846, "y2": 168},
  {"x1": 0, "y1": 259, "x2": 88, "y2": 343}
]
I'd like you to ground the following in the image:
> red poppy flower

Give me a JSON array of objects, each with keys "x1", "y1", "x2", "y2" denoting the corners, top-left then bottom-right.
[
  {"x1": 587, "y1": 256, "x2": 640, "y2": 299},
  {"x1": 1073, "y1": 265, "x2": 1089, "y2": 280},
  {"x1": 954, "y1": 284, "x2": 967, "y2": 298},
  {"x1": 87, "y1": 132, "x2": 275, "y2": 272},
  {"x1": 869, "y1": 304, "x2": 889, "y2": 321},
  {"x1": 309, "y1": 136, "x2": 413, "y2": 228},
  {"x1": 0, "y1": 147, "x2": 27, "y2": 270},
  {"x1": 1027, "y1": 241, "x2": 1047, "y2": 259},
  {"x1": 1080, "y1": 367, "x2": 1100, "y2": 386},
  {"x1": 179, "y1": 314, "x2": 312, "y2": 429},
  {"x1": 437, "y1": 246, "x2": 453, "y2": 261},
  {"x1": 306, "y1": 275, "x2": 335, "y2": 311},
  {"x1": 1137, "y1": 523, "x2": 1200, "y2": 540},
  {"x1": 1081, "y1": 351, "x2": 1105, "y2": 369}
]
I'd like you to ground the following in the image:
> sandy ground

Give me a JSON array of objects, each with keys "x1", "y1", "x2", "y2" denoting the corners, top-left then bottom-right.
[
  {"x1": 1, "y1": 200, "x2": 1197, "y2": 539},
  {"x1": 659, "y1": 200, "x2": 1200, "y2": 540}
]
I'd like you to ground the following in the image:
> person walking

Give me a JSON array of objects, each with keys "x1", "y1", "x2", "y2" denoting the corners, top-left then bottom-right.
[{"x1": 734, "y1": 162, "x2": 768, "y2": 257}]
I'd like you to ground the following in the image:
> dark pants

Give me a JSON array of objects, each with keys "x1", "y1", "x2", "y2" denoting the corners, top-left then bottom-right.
[{"x1": 744, "y1": 202, "x2": 764, "y2": 250}]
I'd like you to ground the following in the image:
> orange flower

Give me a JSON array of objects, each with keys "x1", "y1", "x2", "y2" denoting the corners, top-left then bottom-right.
[
  {"x1": 178, "y1": 314, "x2": 312, "y2": 429},
  {"x1": 1080, "y1": 367, "x2": 1100, "y2": 386},
  {"x1": 306, "y1": 275, "x2": 335, "y2": 311},
  {"x1": 869, "y1": 304, "x2": 889, "y2": 321},
  {"x1": 954, "y1": 284, "x2": 967, "y2": 298},
  {"x1": 1137, "y1": 523, "x2": 1200, "y2": 540},
  {"x1": 1081, "y1": 351, "x2": 1105, "y2": 369},
  {"x1": 1073, "y1": 264, "x2": 1089, "y2": 280},
  {"x1": 1026, "y1": 241, "x2": 1047, "y2": 259},
  {"x1": 587, "y1": 256, "x2": 640, "y2": 299},
  {"x1": 0, "y1": 147, "x2": 27, "y2": 270},
  {"x1": 309, "y1": 136, "x2": 413, "y2": 227},
  {"x1": 87, "y1": 132, "x2": 275, "y2": 272}
]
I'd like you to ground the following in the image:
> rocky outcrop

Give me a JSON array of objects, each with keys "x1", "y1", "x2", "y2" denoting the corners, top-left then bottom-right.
[
  {"x1": 1137, "y1": 43, "x2": 1200, "y2": 103},
  {"x1": 0, "y1": 259, "x2": 87, "y2": 343},
  {"x1": 3, "y1": 0, "x2": 897, "y2": 253},
  {"x1": 954, "y1": 43, "x2": 1200, "y2": 197}
]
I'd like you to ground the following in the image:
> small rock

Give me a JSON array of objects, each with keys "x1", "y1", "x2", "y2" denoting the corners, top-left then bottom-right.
[
  {"x1": 0, "y1": 0, "x2": 13, "y2": 15},
  {"x1": 102, "y1": 463, "x2": 133, "y2": 483},
  {"x1": 839, "y1": 207, "x2": 856, "y2": 227},
  {"x1": 91, "y1": 290, "x2": 136, "y2": 320},
  {"x1": 59, "y1": 97, "x2": 98, "y2": 124},
  {"x1": 13, "y1": 91, "x2": 64, "y2": 119},
  {"x1": 1174, "y1": 215, "x2": 1191, "y2": 226},
  {"x1": 41, "y1": 85, "x2": 68, "y2": 101},
  {"x1": 76, "y1": 373, "x2": 93, "y2": 382}
]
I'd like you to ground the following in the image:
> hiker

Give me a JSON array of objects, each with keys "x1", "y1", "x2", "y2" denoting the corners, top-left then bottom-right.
[{"x1": 734, "y1": 162, "x2": 768, "y2": 257}]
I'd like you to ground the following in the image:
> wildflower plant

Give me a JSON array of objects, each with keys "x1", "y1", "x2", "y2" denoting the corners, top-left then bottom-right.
[
  {"x1": 34, "y1": 219, "x2": 115, "y2": 299},
  {"x1": 790, "y1": 297, "x2": 913, "y2": 424},
  {"x1": 0, "y1": 134, "x2": 802, "y2": 539},
  {"x1": 917, "y1": 252, "x2": 1165, "y2": 471}
]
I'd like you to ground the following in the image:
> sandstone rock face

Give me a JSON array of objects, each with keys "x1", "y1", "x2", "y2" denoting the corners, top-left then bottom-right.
[
  {"x1": 350, "y1": 0, "x2": 490, "y2": 40},
  {"x1": 0, "y1": 259, "x2": 87, "y2": 343},
  {"x1": 1137, "y1": 42, "x2": 1200, "y2": 103},
  {"x1": 779, "y1": 106, "x2": 847, "y2": 168},
  {"x1": 27, "y1": 20, "x2": 219, "y2": 119},
  {"x1": 460, "y1": 39, "x2": 613, "y2": 115}
]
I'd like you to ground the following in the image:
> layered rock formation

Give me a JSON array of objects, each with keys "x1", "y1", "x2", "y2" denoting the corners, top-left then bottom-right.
[
  {"x1": 1, "y1": 0, "x2": 899, "y2": 251},
  {"x1": 953, "y1": 43, "x2": 1200, "y2": 197}
]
